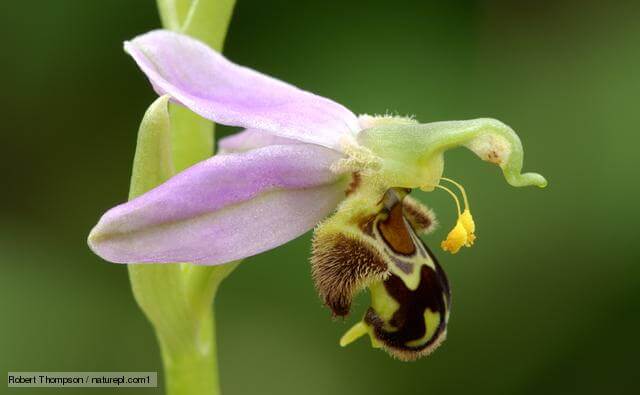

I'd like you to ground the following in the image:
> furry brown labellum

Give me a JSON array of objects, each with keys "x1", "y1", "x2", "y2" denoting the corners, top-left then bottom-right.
[
  {"x1": 311, "y1": 232, "x2": 387, "y2": 316},
  {"x1": 312, "y1": 186, "x2": 451, "y2": 360}
]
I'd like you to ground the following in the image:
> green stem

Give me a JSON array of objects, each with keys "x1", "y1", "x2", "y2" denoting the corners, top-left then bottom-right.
[
  {"x1": 159, "y1": 310, "x2": 219, "y2": 395},
  {"x1": 127, "y1": 2, "x2": 237, "y2": 395}
]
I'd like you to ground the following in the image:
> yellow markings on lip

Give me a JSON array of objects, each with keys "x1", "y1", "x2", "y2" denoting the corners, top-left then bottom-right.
[
  {"x1": 369, "y1": 281, "x2": 401, "y2": 324},
  {"x1": 406, "y1": 308, "x2": 441, "y2": 348}
]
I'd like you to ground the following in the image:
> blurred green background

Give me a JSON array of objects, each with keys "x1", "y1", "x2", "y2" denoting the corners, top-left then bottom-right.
[{"x1": 2, "y1": 0, "x2": 638, "y2": 394}]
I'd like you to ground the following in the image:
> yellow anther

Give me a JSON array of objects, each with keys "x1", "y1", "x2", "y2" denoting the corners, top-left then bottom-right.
[
  {"x1": 459, "y1": 209, "x2": 476, "y2": 247},
  {"x1": 428, "y1": 177, "x2": 477, "y2": 254},
  {"x1": 441, "y1": 219, "x2": 468, "y2": 254}
]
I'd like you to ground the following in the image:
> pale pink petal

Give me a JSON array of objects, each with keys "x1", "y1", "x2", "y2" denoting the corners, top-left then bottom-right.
[
  {"x1": 89, "y1": 144, "x2": 346, "y2": 265},
  {"x1": 218, "y1": 129, "x2": 302, "y2": 153},
  {"x1": 124, "y1": 30, "x2": 360, "y2": 150}
]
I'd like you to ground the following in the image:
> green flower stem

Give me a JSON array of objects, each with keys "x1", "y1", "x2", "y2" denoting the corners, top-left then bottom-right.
[
  {"x1": 127, "y1": 2, "x2": 237, "y2": 395},
  {"x1": 158, "y1": 310, "x2": 218, "y2": 395}
]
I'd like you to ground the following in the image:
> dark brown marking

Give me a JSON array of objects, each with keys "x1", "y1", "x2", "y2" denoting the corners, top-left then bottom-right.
[
  {"x1": 345, "y1": 172, "x2": 361, "y2": 196},
  {"x1": 487, "y1": 150, "x2": 501, "y2": 164},
  {"x1": 365, "y1": 250, "x2": 450, "y2": 359},
  {"x1": 428, "y1": 243, "x2": 451, "y2": 307},
  {"x1": 359, "y1": 215, "x2": 375, "y2": 237},
  {"x1": 377, "y1": 203, "x2": 416, "y2": 255}
]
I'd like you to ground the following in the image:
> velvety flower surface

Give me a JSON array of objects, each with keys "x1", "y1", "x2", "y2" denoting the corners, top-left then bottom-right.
[{"x1": 89, "y1": 30, "x2": 546, "y2": 359}]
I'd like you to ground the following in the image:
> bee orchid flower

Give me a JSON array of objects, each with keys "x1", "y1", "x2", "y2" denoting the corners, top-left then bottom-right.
[{"x1": 88, "y1": 30, "x2": 546, "y2": 360}]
